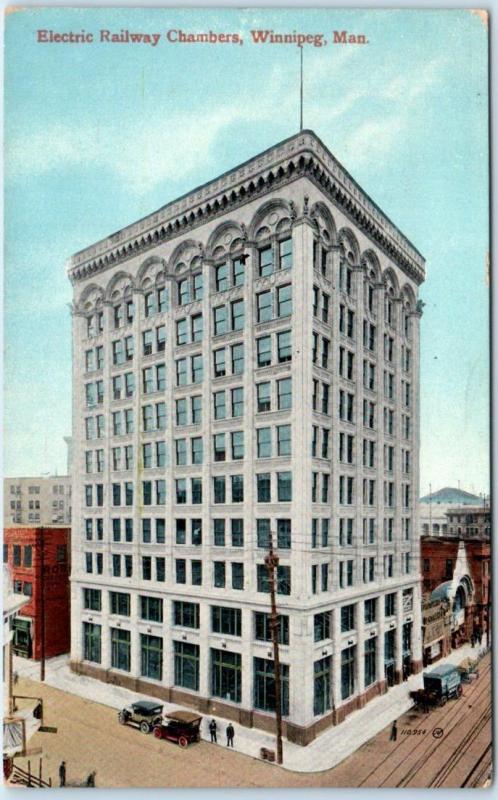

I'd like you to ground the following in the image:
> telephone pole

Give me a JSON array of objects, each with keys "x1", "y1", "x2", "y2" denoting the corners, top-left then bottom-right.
[
  {"x1": 40, "y1": 527, "x2": 46, "y2": 681},
  {"x1": 264, "y1": 531, "x2": 283, "y2": 765}
]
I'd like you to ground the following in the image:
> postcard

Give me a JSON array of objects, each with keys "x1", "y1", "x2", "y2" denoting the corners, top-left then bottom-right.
[{"x1": 3, "y1": 5, "x2": 491, "y2": 790}]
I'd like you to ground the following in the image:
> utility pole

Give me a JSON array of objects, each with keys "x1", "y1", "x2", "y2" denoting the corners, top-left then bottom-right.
[
  {"x1": 299, "y1": 44, "x2": 304, "y2": 131},
  {"x1": 40, "y1": 528, "x2": 46, "y2": 682},
  {"x1": 264, "y1": 531, "x2": 283, "y2": 765}
]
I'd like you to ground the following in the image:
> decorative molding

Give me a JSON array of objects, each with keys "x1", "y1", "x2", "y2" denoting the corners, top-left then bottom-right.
[{"x1": 67, "y1": 130, "x2": 425, "y2": 287}]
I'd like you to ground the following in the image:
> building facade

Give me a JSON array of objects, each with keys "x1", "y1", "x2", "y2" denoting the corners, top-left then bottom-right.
[
  {"x1": 3, "y1": 527, "x2": 71, "y2": 660},
  {"x1": 421, "y1": 535, "x2": 490, "y2": 652},
  {"x1": 446, "y1": 506, "x2": 491, "y2": 539},
  {"x1": 68, "y1": 130, "x2": 425, "y2": 744},
  {"x1": 419, "y1": 486, "x2": 484, "y2": 537},
  {"x1": 4, "y1": 476, "x2": 72, "y2": 527}
]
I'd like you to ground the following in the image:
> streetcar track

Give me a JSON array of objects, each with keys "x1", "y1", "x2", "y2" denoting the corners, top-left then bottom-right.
[
  {"x1": 358, "y1": 660, "x2": 492, "y2": 788},
  {"x1": 393, "y1": 680, "x2": 492, "y2": 788}
]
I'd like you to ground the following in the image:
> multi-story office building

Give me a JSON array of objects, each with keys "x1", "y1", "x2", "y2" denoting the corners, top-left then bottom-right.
[
  {"x1": 4, "y1": 476, "x2": 72, "y2": 526},
  {"x1": 68, "y1": 130, "x2": 425, "y2": 744}
]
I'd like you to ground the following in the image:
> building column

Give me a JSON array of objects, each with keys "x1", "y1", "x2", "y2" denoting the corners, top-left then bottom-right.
[
  {"x1": 395, "y1": 588, "x2": 404, "y2": 683},
  {"x1": 331, "y1": 606, "x2": 342, "y2": 716},
  {"x1": 290, "y1": 211, "x2": 315, "y2": 601}
]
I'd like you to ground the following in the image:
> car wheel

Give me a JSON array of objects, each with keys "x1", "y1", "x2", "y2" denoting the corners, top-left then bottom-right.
[
  {"x1": 118, "y1": 712, "x2": 127, "y2": 725},
  {"x1": 439, "y1": 696, "x2": 447, "y2": 706},
  {"x1": 153, "y1": 726, "x2": 162, "y2": 739},
  {"x1": 178, "y1": 736, "x2": 188, "y2": 748},
  {"x1": 140, "y1": 721, "x2": 152, "y2": 734},
  {"x1": 457, "y1": 684, "x2": 463, "y2": 697}
]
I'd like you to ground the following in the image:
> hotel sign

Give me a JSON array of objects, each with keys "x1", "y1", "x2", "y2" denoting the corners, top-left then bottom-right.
[{"x1": 423, "y1": 600, "x2": 451, "y2": 646}]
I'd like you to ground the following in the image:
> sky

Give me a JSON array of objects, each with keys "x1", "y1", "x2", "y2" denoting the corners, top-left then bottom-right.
[{"x1": 3, "y1": 6, "x2": 490, "y2": 494}]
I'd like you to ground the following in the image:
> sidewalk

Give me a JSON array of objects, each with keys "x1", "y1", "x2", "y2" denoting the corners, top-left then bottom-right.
[{"x1": 13, "y1": 638, "x2": 488, "y2": 773}]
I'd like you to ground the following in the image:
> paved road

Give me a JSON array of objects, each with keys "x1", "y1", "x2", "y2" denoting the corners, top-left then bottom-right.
[{"x1": 11, "y1": 653, "x2": 491, "y2": 788}]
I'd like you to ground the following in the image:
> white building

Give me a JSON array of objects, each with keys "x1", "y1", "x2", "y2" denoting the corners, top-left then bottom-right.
[{"x1": 68, "y1": 130, "x2": 425, "y2": 745}]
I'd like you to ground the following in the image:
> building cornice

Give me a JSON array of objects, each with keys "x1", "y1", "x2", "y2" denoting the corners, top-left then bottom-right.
[{"x1": 67, "y1": 130, "x2": 426, "y2": 286}]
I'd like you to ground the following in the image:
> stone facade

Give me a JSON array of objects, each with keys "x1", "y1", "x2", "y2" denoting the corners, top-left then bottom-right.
[
  {"x1": 4, "y1": 476, "x2": 72, "y2": 527},
  {"x1": 68, "y1": 130, "x2": 425, "y2": 743}
]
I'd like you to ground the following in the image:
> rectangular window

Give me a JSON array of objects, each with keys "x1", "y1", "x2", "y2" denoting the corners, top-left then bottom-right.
[
  {"x1": 213, "y1": 433, "x2": 226, "y2": 462},
  {"x1": 257, "y1": 473, "x2": 271, "y2": 503},
  {"x1": 257, "y1": 291, "x2": 272, "y2": 323},
  {"x1": 111, "y1": 628, "x2": 131, "y2": 672},
  {"x1": 140, "y1": 634, "x2": 163, "y2": 681},
  {"x1": 277, "y1": 377, "x2": 292, "y2": 410},
  {"x1": 191, "y1": 437, "x2": 203, "y2": 465},
  {"x1": 257, "y1": 427, "x2": 272, "y2": 458},
  {"x1": 211, "y1": 606, "x2": 242, "y2": 637},
  {"x1": 174, "y1": 641, "x2": 199, "y2": 691},
  {"x1": 257, "y1": 382, "x2": 271, "y2": 413},
  {"x1": 214, "y1": 305, "x2": 228, "y2": 336},
  {"x1": 231, "y1": 343, "x2": 244, "y2": 375},
  {"x1": 83, "y1": 622, "x2": 101, "y2": 663},
  {"x1": 341, "y1": 646, "x2": 355, "y2": 700},
  {"x1": 277, "y1": 425, "x2": 291, "y2": 456},
  {"x1": 314, "y1": 656, "x2": 332, "y2": 715},
  {"x1": 257, "y1": 336, "x2": 272, "y2": 367},
  {"x1": 173, "y1": 601, "x2": 200, "y2": 629},
  {"x1": 254, "y1": 657, "x2": 289, "y2": 715},
  {"x1": 211, "y1": 648, "x2": 241, "y2": 703},
  {"x1": 258, "y1": 245, "x2": 273, "y2": 277},
  {"x1": 277, "y1": 471, "x2": 292, "y2": 502},
  {"x1": 214, "y1": 391, "x2": 226, "y2": 420},
  {"x1": 213, "y1": 561, "x2": 226, "y2": 588},
  {"x1": 213, "y1": 348, "x2": 226, "y2": 377},
  {"x1": 231, "y1": 431, "x2": 244, "y2": 461},
  {"x1": 231, "y1": 300, "x2": 245, "y2": 331},
  {"x1": 254, "y1": 612, "x2": 289, "y2": 645},
  {"x1": 231, "y1": 387, "x2": 244, "y2": 418},
  {"x1": 213, "y1": 476, "x2": 226, "y2": 504},
  {"x1": 277, "y1": 285, "x2": 292, "y2": 317}
]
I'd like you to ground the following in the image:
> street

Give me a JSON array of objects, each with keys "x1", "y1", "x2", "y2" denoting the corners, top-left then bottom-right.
[{"x1": 10, "y1": 652, "x2": 491, "y2": 788}]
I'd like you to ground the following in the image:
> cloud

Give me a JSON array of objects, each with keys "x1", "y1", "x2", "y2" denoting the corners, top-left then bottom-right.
[{"x1": 5, "y1": 54, "x2": 449, "y2": 194}]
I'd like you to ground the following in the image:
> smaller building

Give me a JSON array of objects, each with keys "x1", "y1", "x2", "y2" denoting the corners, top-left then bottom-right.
[
  {"x1": 422, "y1": 597, "x2": 452, "y2": 665},
  {"x1": 4, "y1": 476, "x2": 72, "y2": 527},
  {"x1": 419, "y1": 486, "x2": 484, "y2": 537},
  {"x1": 446, "y1": 506, "x2": 491, "y2": 539},
  {"x1": 421, "y1": 534, "x2": 490, "y2": 655},
  {"x1": 3, "y1": 527, "x2": 71, "y2": 660}
]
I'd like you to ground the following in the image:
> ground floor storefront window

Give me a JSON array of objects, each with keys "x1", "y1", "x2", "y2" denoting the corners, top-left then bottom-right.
[
  {"x1": 253, "y1": 657, "x2": 289, "y2": 716},
  {"x1": 313, "y1": 656, "x2": 331, "y2": 715},
  {"x1": 341, "y1": 645, "x2": 355, "y2": 700},
  {"x1": 83, "y1": 622, "x2": 101, "y2": 663},
  {"x1": 211, "y1": 648, "x2": 241, "y2": 703},
  {"x1": 140, "y1": 634, "x2": 163, "y2": 681},
  {"x1": 364, "y1": 637, "x2": 376, "y2": 686},
  {"x1": 174, "y1": 641, "x2": 199, "y2": 691},
  {"x1": 111, "y1": 627, "x2": 131, "y2": 671}
]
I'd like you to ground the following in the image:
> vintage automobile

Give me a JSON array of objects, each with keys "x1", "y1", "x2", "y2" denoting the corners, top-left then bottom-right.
[
  {"x1": 153, "y1": 710, "x2": 202, "y2": 748},
  {"x1": 118, "y1": 700, "x2": 164, "y2": 733}
]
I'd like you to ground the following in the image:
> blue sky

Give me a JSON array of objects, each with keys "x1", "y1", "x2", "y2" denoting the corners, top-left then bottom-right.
[{"x1": 4, "y1": 7, "x2": 489, "y2": 494}]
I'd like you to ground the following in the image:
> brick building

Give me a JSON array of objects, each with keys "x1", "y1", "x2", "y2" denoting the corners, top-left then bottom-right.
[
  {"x1": 3, "y1": 527, "x2": 71, "y2": 660},
  {"x1": 421, "y1": 535, "x2": 490, "y2": 655}
]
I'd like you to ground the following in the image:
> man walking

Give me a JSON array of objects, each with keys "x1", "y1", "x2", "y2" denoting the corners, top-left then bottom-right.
[
  {"x1": 390, "y1": 720, "x2": 398, "y2": 742},
  {"x1": 226, "y1": 723, "x2": 235, "y2": 748},
  {"x1": 209, "y1": 719, "x2": 217, "y2": 743},
  {"x1": 58, "y1": 761, "x2": 66, "y2": 787}
]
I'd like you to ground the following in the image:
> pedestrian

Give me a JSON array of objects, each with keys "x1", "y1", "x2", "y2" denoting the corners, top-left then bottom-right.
[
  {"x1": 471, "y1": 633, "x2": 476, "y2": 648},
  {"x1": 390, "y1": 720, "x2": 398, "y2": 742},
  {"x1": 477, "y1": 628, "x2": 482, "y2": 646},
  {"x1": 422, "y1": 691, "x2": 430, "y2": 714},
  {"x1": 209, "y1": 718, "x2": 217, "y2": 743},
  {"x1": 58, "y1": 761, "x2": 66, "y2": 788},
  {"x1": 86, "y1": 771, "x2": 96, "y2": 787},
  {"x1": 226, "y1": 722, "x2": 235, "y2": 748}
]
